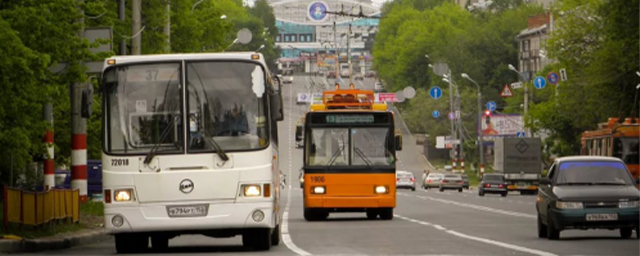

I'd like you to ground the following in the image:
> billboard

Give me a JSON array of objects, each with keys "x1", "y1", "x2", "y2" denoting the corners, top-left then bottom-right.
[
  {"x1": 317, "y1": 53, "x2": 337, "y2": 68},
  {"x1": 480, "y1": 114, "x2": 524, "y2": 136}
]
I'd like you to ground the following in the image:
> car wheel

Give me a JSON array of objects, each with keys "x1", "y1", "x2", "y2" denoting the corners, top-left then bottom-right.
[
  {"x1": 501, "y1": 192, "x2": 507, "y2": 197},
  {"x1": 411, "y1": 187, "x2": 415, "y2": 191},
  {"x1": 458, "y1": 188, "x2": 462, "y2": 192},
  {"x1": 636, "y1": 226, "x2": 640, "y2": 239},
  {"x1": 620, "y1": 228, "x2": 633, "y2": 239},
  {"x1": 546, "y1": 211, "x2": 560, "y2": 240},
  {"x1": 537, "y1": 213, "x2": 548, "y2": 238},
  {"x1": 478, "y1": 190, "x2": 484, "y2": 196},
  {"x1": 439, "y1": 187, "x2": 444, "y2": 192}
]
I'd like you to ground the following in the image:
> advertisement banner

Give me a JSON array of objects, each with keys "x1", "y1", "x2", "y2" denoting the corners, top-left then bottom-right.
[
  {"x1": 317, "y1": 54, "x2": 337, "y2": 68},
  {"x1": 480, "y1": 114, "x2": 524, "y2": 136},
  {"x1": 375, "y1": 93, "x2": 398, "y2": 103}
]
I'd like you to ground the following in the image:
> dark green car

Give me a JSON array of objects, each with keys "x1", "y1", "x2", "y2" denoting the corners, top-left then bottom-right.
[{"x1": 536, "y1": 156, "x2": 640, "y2": 240}]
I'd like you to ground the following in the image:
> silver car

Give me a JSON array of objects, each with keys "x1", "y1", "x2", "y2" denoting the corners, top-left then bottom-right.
[
  {"x1": 439, "y1": 174, "x2": 464, "y2": 192},
  {"x1": 423, "y1": 173, "x2": 444, "y2": 189},
  {"x1": 396, "y1": 171, "x2": 416, "y2": 191}
]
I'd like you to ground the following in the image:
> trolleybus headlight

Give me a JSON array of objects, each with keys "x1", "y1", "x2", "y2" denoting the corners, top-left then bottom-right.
[
  {"x1": 374, "y1": 186, "x2": 388, "y2": 194},
  {"x1": 112, "y1": 215, "x2": 124, "y2": 227},
  {"x1": 252, "y1": 210, "x2": 265, "y2": 222},
  {"x1": 243, "y1": 185, "x2": 262, "y2": 197},
  {"x1": 312, "y1": 186, "x2": 326, "y2": 194},
  {"x1": 114, "y1": 189, "x2": 133, "y2": 202}
]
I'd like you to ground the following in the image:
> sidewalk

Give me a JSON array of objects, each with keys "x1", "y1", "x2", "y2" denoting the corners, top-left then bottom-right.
[{"x1": 0, "y1": 228, "x2": 108, "y2": 253}]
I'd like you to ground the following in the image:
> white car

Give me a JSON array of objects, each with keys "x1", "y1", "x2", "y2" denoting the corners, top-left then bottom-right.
[
  {"x1": 283, "y1": 75, "x2": 294, "y2": 84},
  {"x1": 374, "y1": 81, "x2": 384, "y2": 92},
  {"x1": 396, "y1": 171, "x2": 416, "y2": 191}
]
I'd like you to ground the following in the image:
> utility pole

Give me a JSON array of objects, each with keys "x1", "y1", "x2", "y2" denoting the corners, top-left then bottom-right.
[
  {"x1": 132, "y1": 0, "x2": 142, "y2": 55},
  {"x1": 43, "y1": 103, "x2": 54, "y2": 190},
  {"x1": 118, "y1": 0, "x2": 126, "y2": 55},
  {"x1": 164, "y1": 1, "x2": 171, "y2": 52},
  {"x1": 447, "y1": 69, "x2": 456, "y2": 171},
  {"x1": 456, "y1": 85, "x2": 464, "y2": 172},
  {"x1": 72, "y1": 0, "x2": 88, "y2": 203},
  {"x1": 477, "y1": 90, "x2": 484, "y2": 174},
  {"x1": 347, "y1": 24, "x2": 352, "y2": 85}
]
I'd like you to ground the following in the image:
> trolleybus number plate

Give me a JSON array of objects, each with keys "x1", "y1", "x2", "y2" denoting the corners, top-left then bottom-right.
[{"x1": 167, "y1": 204, "x2": 208, "y2": 217}]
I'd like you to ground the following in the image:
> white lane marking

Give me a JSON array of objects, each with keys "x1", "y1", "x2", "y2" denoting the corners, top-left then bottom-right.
[
  {"x1": 282, "y1": 79, "x2": 312, "y2": 256},
  {"x1": 395, "y1": 215, "x2": 558, "y2": 256},
  {"x1": 414, "y1": 195, "x2": 536, "y2": 219}
]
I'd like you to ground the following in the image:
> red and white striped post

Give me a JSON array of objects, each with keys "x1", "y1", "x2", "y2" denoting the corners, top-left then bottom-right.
[
  {"x1": 480, "y1": 164, "x2": 485, "y2": 174},
  {"x1": 460, "y1": 158, "x2": 465, "y2": 172},
  {"x1": 452, "y1": 158, "x2": 457, "y2": 171},
  {"x1": 43, "y1": 103, "x2": 54, "y2": 190},
  {"x1": 71, "y1": 132, "x2": 88, "y2": 202}
]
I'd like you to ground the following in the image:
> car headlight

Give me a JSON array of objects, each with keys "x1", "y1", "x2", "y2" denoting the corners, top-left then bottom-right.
[
  {"x1": 619, "y1": 201, "x2": 639, "y2": 208},
  {"x1": 556, "y1": 201, "x2": 583, "y2": 209},
  {"x1": 114, "y1": 189, "x2": 133, "y2": 202},
  {"x1": 312, "y1": 186, "x2": 325, "y2": 194},
  {"x1": 375, "y1": 185, "x2": 388, "y2": 194},
  {"x1": 242, "y1": 185, "x2": 262, "y2": 197}
]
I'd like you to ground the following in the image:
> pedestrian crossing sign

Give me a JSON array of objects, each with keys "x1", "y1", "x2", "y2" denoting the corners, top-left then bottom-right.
[{"x1": 500, "y1": 84, "x2": 513, "y2": 97}]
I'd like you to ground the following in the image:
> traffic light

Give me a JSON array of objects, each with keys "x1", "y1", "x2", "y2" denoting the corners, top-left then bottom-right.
[
  {"x1": 484, "y1": 110, "x2": 491, "y2": 125},
  {"x1": 484, "y1": 110, "x2": 491, "y2": 116}
]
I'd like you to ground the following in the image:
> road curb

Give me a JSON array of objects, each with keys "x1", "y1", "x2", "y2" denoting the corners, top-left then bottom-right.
[{"x1": 0, "y1": 229, "x2": 109, "y2": 253}]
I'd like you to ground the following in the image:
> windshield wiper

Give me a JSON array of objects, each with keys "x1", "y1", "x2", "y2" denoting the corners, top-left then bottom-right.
[
  {"x1": 354, "y1": 147, "x2": 377, "y2": 172},
  {"x1": 590, "y1": 182, "x2": 626, "y2": 186},
  {"x1": 143, "y1": 115, "x2": 180, "y2": 165},
  {"x1": 201, "y1": 127, "x2": 229, "y2": 162},
  {"x1": 555, "y1": 182, "x2": 595, "y2": 186},
  {"x1": 327, "y1": 135, "x2": 346, "y2": 167}
]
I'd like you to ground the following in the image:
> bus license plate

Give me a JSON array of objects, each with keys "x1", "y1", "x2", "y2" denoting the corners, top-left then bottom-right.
[
  {"x1": 586, "y1": 213, "x2": 618, "y2": 221},
  {"x1": 167, "y1": 204, "x2": 208, "y2": 217}
]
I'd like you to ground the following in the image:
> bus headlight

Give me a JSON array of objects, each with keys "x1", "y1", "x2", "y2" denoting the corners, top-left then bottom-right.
[
  {"x1": 114, "y1": 189, "x2": 133, "y2": 202},
  {"x1": 243, "y1": 185, "x2": 262, "y2": 197},
  {"x1": 312, "y1": 186, "x2": 325, "y2": 194},
  {"x1": 374, "y1": 186, "x2": 388, "y2": 194}
]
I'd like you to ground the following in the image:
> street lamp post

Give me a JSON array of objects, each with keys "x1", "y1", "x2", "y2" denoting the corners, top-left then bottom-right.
[
  {"x1": 461, "y1": 73, "x2": 484, "y2": 174},
  {"x1": 508, "y1": 64, "x2": 529, "y2": 137},
  {"x1": 443, "y1": 76, "x2": 463, "y2": 172}
]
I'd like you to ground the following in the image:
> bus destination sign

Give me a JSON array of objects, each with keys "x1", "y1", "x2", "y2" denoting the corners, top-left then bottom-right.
[{"x1": 326, "y1": 114, "x2": 374, "y2": 124}]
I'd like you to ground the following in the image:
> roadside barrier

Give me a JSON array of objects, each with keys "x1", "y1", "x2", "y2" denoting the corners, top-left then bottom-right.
[{"x1": 3, "y1": 185, "x2": 79, "y2": 229}]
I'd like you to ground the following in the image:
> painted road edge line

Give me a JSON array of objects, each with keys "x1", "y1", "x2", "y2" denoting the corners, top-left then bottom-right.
[
  {"x1": 395, "y1": 215, "x2": 558, "y2": 256},
  {"x1": 282, "y1": 82, "x2": 312, "y2": 256}
]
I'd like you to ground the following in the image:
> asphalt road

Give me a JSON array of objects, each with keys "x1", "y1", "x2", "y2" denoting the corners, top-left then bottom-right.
[{"x1": 27, "y1": 75, "x2": 640, "y2": 256}]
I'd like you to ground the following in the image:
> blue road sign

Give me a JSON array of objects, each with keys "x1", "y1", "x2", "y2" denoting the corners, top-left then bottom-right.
[
  {"x1": 534, "y1": 76, "x2": 547, "y2": 89},
  {"x1": 486, "y1": 101, "x2": 497, "y2": 112},
  {"x1": 517, "y1": 131, "x2": 525, "y2": 138},
  {"x1": 547, "y1": 72, "x2": 559, "y2": 84},
  {"x1": 432, "y1": 110, "x2": 440, "y2": 118},
  {"x1": 448, "y1": 112, "x2": 455, "y2": 120},
  {"x1": 429, "y1": 86, "x2": 443, "y2": 99}
]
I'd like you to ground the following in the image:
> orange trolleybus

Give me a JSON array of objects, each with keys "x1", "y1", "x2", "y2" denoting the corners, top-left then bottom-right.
[
  {"x1": 297, "y1": 84, "x2": 402, "y2": 221},
  {"x1": 581, "y1": 117, "x2": 639, "y2": 186}
]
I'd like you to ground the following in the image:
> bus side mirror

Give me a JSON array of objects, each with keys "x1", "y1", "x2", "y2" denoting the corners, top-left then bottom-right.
[
  {"x1": 395, "y1": 135, "x2": 402, "y2": 151},
  {"x1": 539, "y1": 177, "x2": 551, "y2": 185},
  {"x1": 270, "y1": 77, "x2": 284, "y2": 121},
  {"x1": 81, "y1": 88, "x2": 93, "y2": 118}
]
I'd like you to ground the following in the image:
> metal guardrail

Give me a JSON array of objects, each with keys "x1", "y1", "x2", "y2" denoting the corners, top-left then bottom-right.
[{"x1": 3, "y1": 185, "x2": 80, "y2": 229}]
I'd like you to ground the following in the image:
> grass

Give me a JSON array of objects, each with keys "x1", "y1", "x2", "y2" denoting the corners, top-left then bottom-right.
[{"x1": 0, "y1": 201, "x2": 104, "y2": 239}]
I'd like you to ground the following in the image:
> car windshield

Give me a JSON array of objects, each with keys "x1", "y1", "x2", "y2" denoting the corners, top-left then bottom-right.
[
  {"x1": 397, "y1": 173, "x2": 413, "y2": 179},
  {"x1": 482, "y1": 175, "x2": 504, "y2": 182},
  {"x1": 555, "y1": 161, "x2": 634, "y2": 185},
  {"x1": 428, "y1": 174, "x2": 443, "y2": 180}
]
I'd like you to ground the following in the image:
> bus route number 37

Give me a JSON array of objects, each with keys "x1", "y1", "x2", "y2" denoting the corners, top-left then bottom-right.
[{"x1": 310, "y1": 176, "x2": 325, "y2": 183}]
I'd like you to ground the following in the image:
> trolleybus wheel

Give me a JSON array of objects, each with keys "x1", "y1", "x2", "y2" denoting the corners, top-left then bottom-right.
[
  {"x1": 366, "y1": 210, "x2": 378, "y2": 220},
  {"x1": 271, "y1": 224, "x2": 281, "y2": 246},
  {"x1": 115, "y1": 233, "x2": 148, "y2": 254},
  {"x1": 243, "y1": 228, "x2": 272, "y2": 251},
  {"x1": 379, "y1": 208, "x2": 393, "y2": 220}
]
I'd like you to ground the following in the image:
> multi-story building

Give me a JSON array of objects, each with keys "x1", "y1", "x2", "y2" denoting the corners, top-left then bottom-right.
[
  {"x1": 515, "y1": 13, "x2": 552, "y2": 81},
  {"x1": 268, "y1": 0, "x2": 381, "y2": 73}
]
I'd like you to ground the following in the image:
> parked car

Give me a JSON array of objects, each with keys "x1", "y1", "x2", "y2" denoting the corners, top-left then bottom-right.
[
  {"x1": 478, "y1": 173, "x2": 508, "y2": 197},
  {"x1": 365, "y1": 71, "x2": 377, "y2": 78},
  {"x1": 536, "y1": 156, "x2": 640, "y2": 240},
  {"x1": 326, "y1": 71, "x2": 337, "y2": 78},
  {"x1": 423, "y1": 173, "x2": 444, "y2": 189},
  {"x1": 439, "y1": 174, "x2": 464, "y2": 192},
  {"x1": 354, "y1": 73, "x2": 364, "y2": 80},
  {"x1": 396, "y1": 171, "x2": 416, "y2": 191}
]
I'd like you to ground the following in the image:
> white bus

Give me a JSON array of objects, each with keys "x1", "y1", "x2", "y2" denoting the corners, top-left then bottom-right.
[{"x1": 90, "y1": 52, "x2": 284, "y2": 253}]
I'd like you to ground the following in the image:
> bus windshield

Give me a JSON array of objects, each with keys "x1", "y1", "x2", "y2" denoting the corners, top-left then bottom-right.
[
  {"x1": 305, "y1": 127, "x2": 393, "y2": 167},
  {"x1": 103, "y1": 61, "x2": 268, "y2": 155}
]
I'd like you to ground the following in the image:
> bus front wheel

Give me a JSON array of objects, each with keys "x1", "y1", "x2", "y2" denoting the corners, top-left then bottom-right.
[
  {"x1": 304, "y1": 208, "x2": 328, "y2": 221},
  {"x1": 115, "y1": 233, "x2": 148, "y2": 254},
  {"x1": 379, "y1": 208, "x2": 394, "y2": 220},
  {"x1": 243, "y1": 228, "x2": 271, "y2": 251}
]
